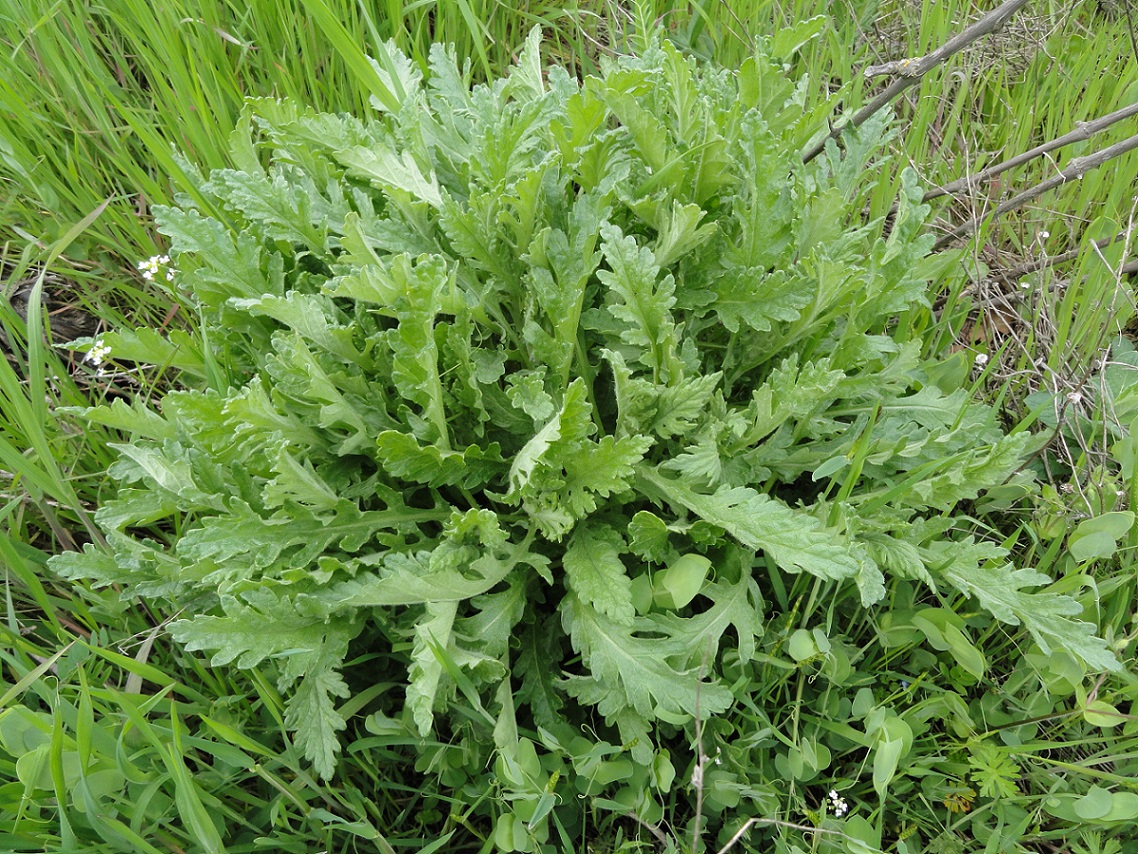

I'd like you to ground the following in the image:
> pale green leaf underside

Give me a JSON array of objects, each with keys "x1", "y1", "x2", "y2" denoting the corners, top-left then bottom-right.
[
  {"x1": 315, "y1": 535, "x2": 540, "y2": 608},
  {"x1": 930, "y1": 540, "x2": 1120, "y2": 673},
  {"x1": 563, "y1": 523, "x2": 635, "y2": 625},
  {"x1": 408, "y1": 601, "x2": 459, "y2": 736},
  {"x1": 637, "y1": 466, "x2": 863, "y2": 585},
  {"x1": 561, "y1": 593, "x2": 734, "y2": 722},
  {"x1": 285, "y1": 666, "x2": 351, "y2": 780}
]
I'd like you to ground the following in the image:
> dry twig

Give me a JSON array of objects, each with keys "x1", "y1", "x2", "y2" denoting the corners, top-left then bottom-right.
[
  {"x1": 934, "y1": 131, "x2": 1138, "y2": 249},
  {"x1": 801, "y1": 0, "x2": 1033, "y2": 164},
  {"x1": 690, "y1": 643, "x2": 712, "y2": 852},
  {"x1": 715, "y1": 817, "x2": 843, "y2": 854},
  {"x1": 901, "y1": 100, "x2": 1138, "y2": 216}
]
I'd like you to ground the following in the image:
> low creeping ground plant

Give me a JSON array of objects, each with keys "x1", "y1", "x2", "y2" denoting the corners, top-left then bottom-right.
[{"x1": 52, "y1": 30, "x2": 1120, "y2": 850}]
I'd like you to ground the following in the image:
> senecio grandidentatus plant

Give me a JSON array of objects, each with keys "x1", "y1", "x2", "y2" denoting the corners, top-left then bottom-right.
[{"x1": 54, "y1": 30, "x2": 1118, "y2": 849}]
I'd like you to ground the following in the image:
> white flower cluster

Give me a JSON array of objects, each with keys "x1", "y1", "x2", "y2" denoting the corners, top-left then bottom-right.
[
  {"x1": 828, "y1": 789, "x2": 849, "y2": 817},
  {"x1": 84, "y1": 339, "x2": 111, "y2": 366},
  {"x1": 84, "y1": 338, "x2": 112, "y2": 376},
  {"x1": 137, "y1": 254, "x2": 175, "y2": 282}
]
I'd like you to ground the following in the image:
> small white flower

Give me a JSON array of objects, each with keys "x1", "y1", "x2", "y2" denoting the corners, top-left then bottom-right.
[
  {"x1": 137, "y1": 254, "x2": 175, "y2": 283},
  {"x1": 1039, "y1": 230, "x2": 1050, "y2": 239},
  {"x1": 827, "y1": 789, "x2": 849, "y2": 817},
  {"x1": 1019, "y1": 279, "x2": 1031, "y2": 290},
  {"x1": 974, "y1": 353, "x2": 989, "y2": 366},
  {"x1": 1066, "y1": 391, "x2": 1083, "y2": 405},
  {"x1": 84, "y1": 339, "x2": 112, "y2": 366}
]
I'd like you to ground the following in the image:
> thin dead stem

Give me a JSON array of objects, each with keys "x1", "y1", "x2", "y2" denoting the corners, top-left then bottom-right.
[
  {"x1": 921, "y1": 101, "x2": 1138, "y2": 207},
  {"x1": 715, "y1": 817, "x2": 844, "y2": 854},
  {"x1": 999, "y1": 232, "x2": 1131, "y2": 282},
  {"x1": 934, "y1": 132, "x2": 1138, "y2": 249},
  {"x1": 690, "y1": 641, "x2": 712, "y2": 851},
  {"x1": 802, "y1": 0, "x2": 1033, "y2": 164}
]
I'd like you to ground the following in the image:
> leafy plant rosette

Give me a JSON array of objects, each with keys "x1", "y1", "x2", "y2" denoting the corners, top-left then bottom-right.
[{"x1": 54, "y1": 31, "x2": 1119, "y2": 847}]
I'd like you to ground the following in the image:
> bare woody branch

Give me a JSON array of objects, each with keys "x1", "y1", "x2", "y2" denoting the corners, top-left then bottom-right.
[
  {"x1": 933, "y1": 131, "x2": 1138, "y2": 250},
  {"x1": 921, "y1": 101, "x2": 1138, "y2": 205},
  {"x1": 800, "y1": 0, "x2": 1033, "y2": 164}
]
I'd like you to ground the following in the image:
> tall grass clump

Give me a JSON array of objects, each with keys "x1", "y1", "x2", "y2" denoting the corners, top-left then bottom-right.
[{"x1": 0, "y1": 0, "x2": 616, "y2": 263}]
